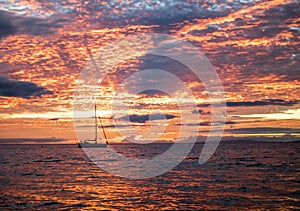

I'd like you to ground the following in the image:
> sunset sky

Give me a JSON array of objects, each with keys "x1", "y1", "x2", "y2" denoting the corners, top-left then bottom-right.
[{"x1": 0, "y1": 0, "x2": 299, "y2": 144}]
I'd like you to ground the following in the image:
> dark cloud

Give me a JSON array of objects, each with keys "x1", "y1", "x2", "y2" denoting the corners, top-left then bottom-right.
[
  {"x1": 195, "y1": 127, "x2": 300, "y2": 135},
  {"x1": 188, "y1": 24, "x2": 222, "y2": 36},
  {"x1": 177, "y1": 121, "x2": 236, "y2": 127},
  {"x1": 48, "y1": 118, "x2": 59, "y2": 121},
  {"x1": 264, "y1": 1, "x2": 300, "y2": 20},
  {"x1": 0, "y1": 10, "x2": 69, "y2": 38},
  {"x1": 192, "y1": 109, "x2": 211, "y2": 115},
  {"x1": 228, "y1": 127, "x2": 300, "y2": 134},
  {"x1": 0, "y1": 76, "x2": 53, "y2": 98},
  {"x1": 226, "y1": 100, "x2": 299, "y2": 107},
  {"x1": 138, "y1": 54, "x2": 197, "y2": 83},
  {"x1": 239, "y1": 2, "x2": 300, "y2": 39},
  {"x1": 198, "y1": 99, "x2": 299, "y2": 107},
  {"x1": 176, "y1": 122, "x2": 209, "y2": 127},
  {"x1": 15, "y1": 17, "x2": 68, "y2": 36},
  {"x1": 139, "y1": 89, "x2": 168, "y2": 97},
  {"x1": 0, "y1": 138, "x2": 65, "y2": 144},
  {"x1": 0, "y1": 11, "x2": 17, "y2": 38},
  {"x1": 122, "y1": 113, "x2": 176, "y2": 123},
  {"x1": 225, "y1": 121, "x2": 237, "y2": 125},
  {"x1": 97, "y1": 0, "x2": 255, "y2": 26},
  {"x1": 1, "y1": 0, "x2": 260, "y2": 28}
]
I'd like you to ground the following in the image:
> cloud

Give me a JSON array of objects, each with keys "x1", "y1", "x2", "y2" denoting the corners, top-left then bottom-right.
[
  {"x1": 192, "y1": 109, "x2": 211, "y2": 115},
  {"x1": 48, "y1": 118, "x2": 59, "y2": 121},
  {"x1": 228, "y1": 127, "x2": 300, "y2": 134},
  {"x1": 195, "y1": 126, "x2": 300, "y2": 135},
  {"x1": 0, "y1": 1, "x2": 74, "y2": 18},
  {"x1": 139, "y1": 89, "x2": 168, "y2": 97},
  {"x1": 226, "y1": 100, "x2": 299, "y2": 107},
  {"x1": 0, "y1": 0, "x2": 259, "y2": 28},
  {"x1": 122, "y1": 113, "x2": 176, "y2": 123},
  {"x1": 15, "y1": 17, "x2": 68, "y2": 36},
  {"x1": 198, "y1": 99, "x2": 299, "y2": 107},
  {"x1": 0, "y1": 138, "x2": 65, "y2": 144},
  {"x1": 0, "y1": 10, "x2": 69, "y2": 38},
  {"x1": 0, "y1": 11, "x2": 17, "y2": 38},
  {"x1": 0, "y1": 76, "x2": 53, "y2": 98},
  {"x1": 87, "y1": 0, "x2": 258, "y2": 26},
  {"x1": 177, "y1": 121, "x2": 236, "y2": 127}
]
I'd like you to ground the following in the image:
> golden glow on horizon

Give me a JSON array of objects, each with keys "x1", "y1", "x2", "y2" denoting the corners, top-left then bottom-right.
[{"x1": 235, "y1": 108, "x2": 300, "y2": 120}]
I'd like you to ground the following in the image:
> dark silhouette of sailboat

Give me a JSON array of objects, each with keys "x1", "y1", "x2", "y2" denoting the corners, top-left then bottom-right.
[{"x1": 78, "y1": 105, "x2": 109, "y2": 148}]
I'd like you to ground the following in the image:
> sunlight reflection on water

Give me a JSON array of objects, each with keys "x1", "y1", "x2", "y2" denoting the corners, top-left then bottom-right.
[{"x1": 0, "y1": 142, "x2": 299, "y2": 210}]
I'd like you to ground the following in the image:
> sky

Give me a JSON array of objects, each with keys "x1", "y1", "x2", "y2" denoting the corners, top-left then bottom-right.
[{"x1": 0, "y1": 0, "x2": 299, "y2": 144}]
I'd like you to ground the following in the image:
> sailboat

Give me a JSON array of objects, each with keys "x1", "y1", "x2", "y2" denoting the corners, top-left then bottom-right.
[{"x1": 78, "y1": 105, "x2": 109, "y2": 148}]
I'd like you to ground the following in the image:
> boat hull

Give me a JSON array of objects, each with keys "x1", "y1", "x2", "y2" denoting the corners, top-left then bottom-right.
[{"x1": 78, "y1": 143, "x2": 107, "y2": 148}]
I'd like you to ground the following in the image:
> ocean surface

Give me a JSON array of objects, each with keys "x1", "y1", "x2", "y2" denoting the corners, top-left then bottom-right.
[{"x1": 0, "y1": 142, "x2": 299, "y2": 210}]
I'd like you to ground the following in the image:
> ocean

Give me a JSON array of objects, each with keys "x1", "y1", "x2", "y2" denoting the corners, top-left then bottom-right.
[{"x1": 0, "y1": 142, "x2": 299, "y2": 210}]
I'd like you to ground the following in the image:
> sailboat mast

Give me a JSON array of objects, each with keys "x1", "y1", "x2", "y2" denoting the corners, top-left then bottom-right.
[
  {"x1": 98, "y1": 109, "x2": 108, "y2": 142},
  {"x1": 95, "y1": 105, "x2": 97, "y2": 141}
]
